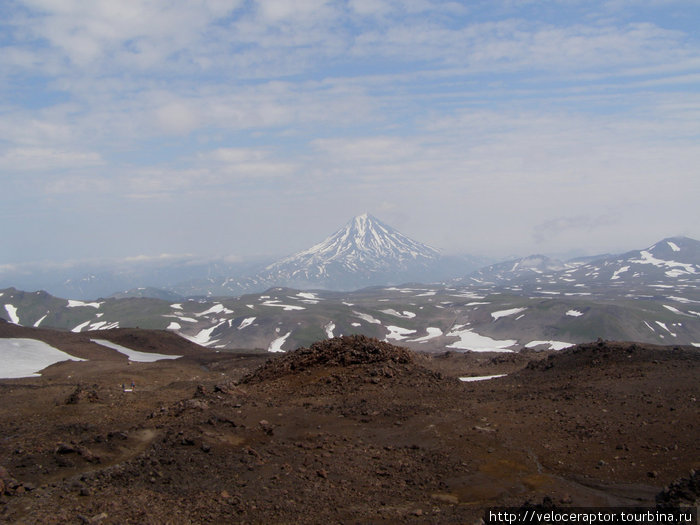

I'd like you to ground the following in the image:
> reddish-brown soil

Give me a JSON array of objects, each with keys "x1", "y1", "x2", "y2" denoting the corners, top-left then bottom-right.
[{"x1": 0, "y1": 328, "x2": 698, "y2": 524}]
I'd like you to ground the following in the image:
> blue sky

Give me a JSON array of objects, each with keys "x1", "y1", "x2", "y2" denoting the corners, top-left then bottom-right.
[{"x1": 1, "y1": 0, "x2": 699, "y2": 268}]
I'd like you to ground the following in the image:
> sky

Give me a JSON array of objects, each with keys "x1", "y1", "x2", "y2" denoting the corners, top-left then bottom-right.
[{"x1": 1, "y1": 0, "x2": 699, "y2": 268}]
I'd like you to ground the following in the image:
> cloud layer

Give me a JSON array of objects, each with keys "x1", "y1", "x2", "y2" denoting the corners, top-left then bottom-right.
[{"x1": 1, "y1": 0, "x2": 699, "y2": 263}]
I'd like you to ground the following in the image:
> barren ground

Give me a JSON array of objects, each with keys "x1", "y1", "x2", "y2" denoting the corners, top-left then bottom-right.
[{"x1": 0, "y1": 324, "x2": 698, "y2": 524}]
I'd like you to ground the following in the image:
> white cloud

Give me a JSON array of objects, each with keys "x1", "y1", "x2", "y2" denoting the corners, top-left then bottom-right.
[
  {"x1": 42, "y1": 174, "x2": 111, "y2": 194},
  {"x1": 154, "y1": 101, "x2": 201, "y2": 135},
  {"x1": 1, "y1": 1, "x2": 698, "y2": 261},
  {"x1": 256, "y1": 0, "x2": 331, "y2": 22},
  {"x1": 18, "y1": 0, "x2": 245, "y2": 68},
  {"x1": 201, "y1": 148, "x2": 269, "y2": 164},
  {"x1": 0, "y1": 147, "x2": 103, "y2": 171}
]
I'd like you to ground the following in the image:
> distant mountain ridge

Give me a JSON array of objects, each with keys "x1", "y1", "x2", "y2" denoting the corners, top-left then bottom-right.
[
  {"x1": 460, "y1": 236, "x2": 700, "y2": 292},
  {"x1": 2, "y1": 231, "x2": 699, "y2": 351},
  {"x1": 2, "y1": 235, "x2": 699, "y2": 352},
  {"x1": 2, "y1": 211, "x2": 697, "y2": 300}
]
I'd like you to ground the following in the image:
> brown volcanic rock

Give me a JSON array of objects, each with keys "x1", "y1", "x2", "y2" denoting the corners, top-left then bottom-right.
[
  {"x1": 656, "y1": 470, "x2": 700, "y2": 508},
  {"x1": 0, "y1": 331, "x2": 698, "y2": 524},
  {"x1": 64, "y1": 384, "x2": 100, "y2": 404},
  {"x1": 524, "y1": 339, "x2": 699, "y2": 374},
  {"x1": 242, "y1": 334, "x2": 414, "y2": 383}
]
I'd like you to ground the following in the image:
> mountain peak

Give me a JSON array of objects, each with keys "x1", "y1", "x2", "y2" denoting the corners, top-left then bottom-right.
[
  {"x1": 260, "y1": 215, "x2": 441, "y2": 290},
  {"x1": 318, "y1": 214, "x2": 439, "y2": 260},
  {"x1": 349, "y1": 213, "x2": 379, "y2": 231}
]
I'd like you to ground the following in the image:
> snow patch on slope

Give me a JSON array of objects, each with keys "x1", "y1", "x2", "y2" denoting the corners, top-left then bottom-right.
[
  {"x1": 446, "y1": 327, "x2": 516, "y2": 352},
  {"x1": 67, "y1": 300, "x2": 102, "y2": 309},
  {"x1": 655, "y1": 321, "x2": 676, "y2": 337},
  {"x1": 4, "y1": 304, "x2": 19, "y2": 324},
  {"x1": 261, "y1": 300, "x2": 306, "y2": 311},
  {"x1": 525, "y1": 340, "x2": 574, "y2": 351},
  {"x1": 385, "y1": 325, "x2": 417, "y2": 341},
  {"x1": 0, "y1": 338, "x2": 86, "y2": 378},
  {"x1": 353, "y1": 311, "x2": 381, "y2": 324},
  {"x1": 662, "y1": 305, "x2": 685, "y2": 315},
  {"x1": 268, "y1": 331, "x2": 291, "y2": 352},
  {"x1": 380, "y1": 309, "x2": 416, "y2": 319},
  {"x1": 196, "y1": 303, "x2": 234, "y2": 316},
  {"x1": 631, "y1": 251, "x2": 696, "y2": 276},
  {"x1": 71, "y1": 320, "x2": 91, "y2": 333},
  {"x1": 238, "y1": 317, "x2": 256, "y2": 330},
  {"x1": 409, "y1": 327, "x2": 443, "y2": 343},
  {"x1": 185, "y1": 322, "x2": 226, "y2": 346},
  {"x1": 611, "y1": 266, "x2": 630, "y2": 280},
  {"x1": 459, "y1": 374, "x2": 507, "y2": 382},
  {"x1": 491, "y1": 307, "x2": 526, "y2": 320},
  {"x1": 91, "y1": 339, "x2": 182, "y2": 362}
]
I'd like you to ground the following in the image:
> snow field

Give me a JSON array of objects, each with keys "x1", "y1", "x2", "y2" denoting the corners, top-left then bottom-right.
[
  {"x1": 0, "y1": 338, "x2": 85, "y2": 378},
  {"x1": 446, "y1": 327, "x2": 516, "y2": 352}
]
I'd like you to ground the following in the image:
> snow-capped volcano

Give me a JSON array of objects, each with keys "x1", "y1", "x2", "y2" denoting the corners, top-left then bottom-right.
[
  {"x1": 273, "y1": 214, "x2": 440, "y2": 271},
  {"x1": 258, "y1": 214, "x2": 442, "y2": 290}
]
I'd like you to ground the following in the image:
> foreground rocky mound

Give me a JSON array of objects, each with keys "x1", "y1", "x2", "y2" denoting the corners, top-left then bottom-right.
[{"x1": 243, "y1": 335, "x2": 414, "y2": 383}]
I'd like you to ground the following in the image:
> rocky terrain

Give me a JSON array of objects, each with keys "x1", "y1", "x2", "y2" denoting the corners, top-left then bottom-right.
[{"x1": 0, "y1": 325, "x2": 698, "y2": 523}]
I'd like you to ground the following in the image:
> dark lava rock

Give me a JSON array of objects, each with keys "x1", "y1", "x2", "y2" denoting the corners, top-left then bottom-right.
[
  {"x1": 242, "y1": 335, "x2": 414, "y2": 383},
  {"x1": 65, "y1": 384, "x2": 99, "y2": 404},
  {"x1": 525, "y1": 341, "x2": 699, "y2": 373},
  {"x1": 656, "y1": 470, "x2": 700, "y2": 508}
]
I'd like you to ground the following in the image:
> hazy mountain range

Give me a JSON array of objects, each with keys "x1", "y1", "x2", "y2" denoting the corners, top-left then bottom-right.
[
  {"x1": 2, "y1": 214, "x2": 699, "y2": 353},
  {"x1": 1, "y1": 214, "x2": 491, "y2": 300},
  {"x1": 2, "y1": 233, "x2": 698, "y2": 352}
]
